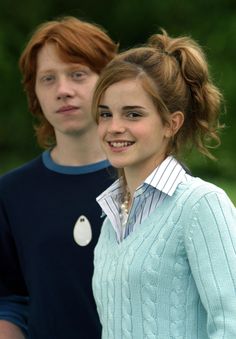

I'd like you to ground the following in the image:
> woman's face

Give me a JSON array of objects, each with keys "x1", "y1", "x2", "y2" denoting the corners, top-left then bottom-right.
[{"x1": 97, "y1": 78, "x2": 173, "y2": 179}]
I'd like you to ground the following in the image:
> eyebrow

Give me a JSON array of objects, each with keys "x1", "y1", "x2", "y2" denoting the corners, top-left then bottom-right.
[
  {"x1": 98, "y1": 105, "x2": 109, "y2": 109},
  {"x1": 37, "y1": 65, "x2": 88, "y2": 75},
  {"x1": 37, "y1": 69, "x2": 55, "y2": 75},
  {"x1": 98, "y1": 105, "x2": 145, "y2": 110}
]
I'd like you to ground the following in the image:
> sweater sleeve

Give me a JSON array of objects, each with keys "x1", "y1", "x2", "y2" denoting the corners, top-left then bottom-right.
[
  {"x1": 0, "y1": 191, "x2": 29, "y2": 334},
  {"x1": 0, "y1": 199, "x2": 28, "y2": 296},
  {"x1": 184, "y1": 190, "x2": 236, "y2": 338},
  {"x1": 0, "y1": 295, "x2": 29, "y2": 336}
]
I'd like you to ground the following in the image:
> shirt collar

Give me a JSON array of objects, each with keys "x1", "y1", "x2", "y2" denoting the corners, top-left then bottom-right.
[
  {"x1": 97, "y1": 156, "x2": 186, "y2": 205},
  {"x1": 96, "y1": 176, "x2": 124, "y2": 203},
  {"x1": 144, "y1": 156, "x2": 186, "y2": 196}
]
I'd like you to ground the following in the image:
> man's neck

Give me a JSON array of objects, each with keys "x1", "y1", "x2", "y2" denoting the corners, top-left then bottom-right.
[{"x1": 50, "y1": 133, "x2": 107, "y2": 167}]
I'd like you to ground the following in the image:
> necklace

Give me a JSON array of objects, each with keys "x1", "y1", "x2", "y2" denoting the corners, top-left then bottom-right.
[
  {"x1": 120, "y1": 191, "x2": 130, "y2": 214},
  {"x1": 119, "y1": 186, "x2": 131, "y2": 237},
  {"x1": 120, "y1": 188, "x2": 131, "y2": 215}
]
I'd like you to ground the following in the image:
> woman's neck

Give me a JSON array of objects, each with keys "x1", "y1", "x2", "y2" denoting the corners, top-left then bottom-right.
[{"x1": 124, "y1": 154, "x2": 166, "y2": 197}]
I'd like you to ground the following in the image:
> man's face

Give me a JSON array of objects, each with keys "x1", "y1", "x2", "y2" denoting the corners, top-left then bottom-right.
[{"x1": 35, "y1": 43, "x2": 99, "y2": 138}]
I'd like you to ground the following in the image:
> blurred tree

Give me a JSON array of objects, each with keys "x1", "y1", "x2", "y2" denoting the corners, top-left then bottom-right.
[{"x1": 0, "y1": 0, "x2": 235, "y2": 181}]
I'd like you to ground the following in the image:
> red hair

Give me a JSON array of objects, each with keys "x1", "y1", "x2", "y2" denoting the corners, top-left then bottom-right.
[{"x1": 19, "y1": 16, "x2": 118, "y2": 148}]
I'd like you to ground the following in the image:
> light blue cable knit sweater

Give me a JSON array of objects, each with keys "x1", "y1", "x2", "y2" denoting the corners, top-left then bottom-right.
[{"x1": 93, "y1": 176, "x2": 236, "y2": 338}]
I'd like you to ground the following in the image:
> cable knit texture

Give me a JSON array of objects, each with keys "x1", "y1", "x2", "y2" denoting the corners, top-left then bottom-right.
[{"x1": 92, "y1": 177, "x2": 236, "y2": 338}]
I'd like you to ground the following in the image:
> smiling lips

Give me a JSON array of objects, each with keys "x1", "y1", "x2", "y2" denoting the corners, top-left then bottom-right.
[{"x1": 108, "y1": 141, "x2": 134, "y2": 150}]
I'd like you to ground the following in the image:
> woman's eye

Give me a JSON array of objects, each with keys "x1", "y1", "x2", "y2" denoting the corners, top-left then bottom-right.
[
  {"x1": 127, "y1": 111, "x2": 142, "y2": 119},
  {"x1": 99, "y1": 111, "x2": 112, "y2": 119}
]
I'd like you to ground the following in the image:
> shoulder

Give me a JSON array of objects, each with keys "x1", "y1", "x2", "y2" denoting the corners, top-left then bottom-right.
[
  {"x1": 0, "y1": 155, "x2": 43, "y2": 190},
  {"x1": 177, "y1": 175, "x2": 233, "y2": 207},
  {"x1": 175, "y1": 176, "x2": 235, "y2": 231},
  {"x1": 172, "y1": 175, "x2": 235, "y2": 227}
]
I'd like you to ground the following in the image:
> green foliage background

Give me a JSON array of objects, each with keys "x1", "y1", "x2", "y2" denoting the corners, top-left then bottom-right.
[{"x1": 0, "y1": 0, "x2": 235, "y2": 201}]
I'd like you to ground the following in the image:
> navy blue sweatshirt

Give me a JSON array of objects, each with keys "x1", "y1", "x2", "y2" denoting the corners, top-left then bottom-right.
[{"x1": 0, "y1": 151, "x2": 116, "y2": 338}]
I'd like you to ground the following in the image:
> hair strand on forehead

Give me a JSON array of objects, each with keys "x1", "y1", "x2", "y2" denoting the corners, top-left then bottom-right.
[{"x1": 92, "y1": 29, "x2": 224, "y2": 161}]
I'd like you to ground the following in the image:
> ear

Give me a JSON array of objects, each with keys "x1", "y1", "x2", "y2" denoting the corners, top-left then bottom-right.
[{"x1": 165, "y1": 111, "x2": 184, "y2": 137}]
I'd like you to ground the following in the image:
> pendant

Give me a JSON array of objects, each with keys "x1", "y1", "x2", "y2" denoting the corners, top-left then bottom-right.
[{"x1": 73, "y1": 215, "x2": 92, "y2": 246}]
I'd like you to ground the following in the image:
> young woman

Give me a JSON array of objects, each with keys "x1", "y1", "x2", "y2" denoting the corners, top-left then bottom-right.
[{"x1": 92, "y1": 30, "x2": 236, "y2": 338}]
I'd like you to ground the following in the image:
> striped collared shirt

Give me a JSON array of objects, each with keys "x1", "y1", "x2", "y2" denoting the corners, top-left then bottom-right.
[{"x1": 97, "y1": 156, "x2": 189, "y2": 242}]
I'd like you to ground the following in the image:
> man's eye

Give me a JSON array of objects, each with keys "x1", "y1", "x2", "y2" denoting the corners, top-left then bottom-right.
[
  {"x1": 72, "y1": 71, "x2": 85, "y2": 80},
  {"x1": 41, "y1": 75, "x2": 55, "y2": 83}
]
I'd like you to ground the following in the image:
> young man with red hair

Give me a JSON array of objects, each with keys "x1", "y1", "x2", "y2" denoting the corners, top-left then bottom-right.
[{"x1": 0, "y1": 16, "x2": 117, "y2": 339}]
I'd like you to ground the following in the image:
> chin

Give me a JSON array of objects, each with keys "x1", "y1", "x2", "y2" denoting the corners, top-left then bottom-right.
[{"x1": 109, "y1": 160, "x2": 128, "y2": 169}]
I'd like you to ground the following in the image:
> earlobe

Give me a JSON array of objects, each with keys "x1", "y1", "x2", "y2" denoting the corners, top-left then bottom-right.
[{"x1": 167, "y1": 111, "x2": 184, "y2": 137}]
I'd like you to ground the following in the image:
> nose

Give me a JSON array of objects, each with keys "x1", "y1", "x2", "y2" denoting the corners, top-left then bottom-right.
[
  {"x1": 56, "y1": 78, "x2": 75, "y2": 100},
  {"x1": 107, "y1": 117, "x2": 126, "y2": 134}
]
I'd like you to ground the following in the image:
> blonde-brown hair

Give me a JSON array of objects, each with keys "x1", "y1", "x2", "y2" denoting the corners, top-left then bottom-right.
[
  {"x1": 19, "y1": 16, "x2": 118, "y2": 148},
  {"x1": 92, "y1": 30, "x2": 224, "y2": 160}
]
